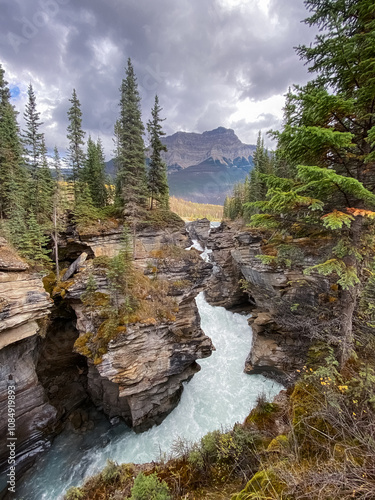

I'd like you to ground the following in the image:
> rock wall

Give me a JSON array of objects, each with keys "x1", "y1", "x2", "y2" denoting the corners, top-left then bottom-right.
[
  {"x1": 59, "y1": 221, "x2": 214, "y2": 431},
  {"x1": 205, "y1": 222, "x2": 330, "y2": 381},
  {"x1": 59, "y1": 218, "x2": 190, "y2": 261},
  {"x1": 204, "y1": 222, "x2": 250, "y2": 308},
  {"x1": 0, "y1": 240, "x2": 56, "y2": 477}
]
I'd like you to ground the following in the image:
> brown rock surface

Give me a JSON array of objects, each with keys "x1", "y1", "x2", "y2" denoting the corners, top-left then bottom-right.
[{"x1": 63, "y1": 226, "x2": 214, "y2": 430}]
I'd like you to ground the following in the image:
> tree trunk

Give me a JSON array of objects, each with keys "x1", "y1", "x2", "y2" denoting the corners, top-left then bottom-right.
[
  {"x1": 339, "y1": 285, "x2": 358, "y2": 366},
  {"x1": 339, "y1": 215, "x2": 362, "y2": 366}
]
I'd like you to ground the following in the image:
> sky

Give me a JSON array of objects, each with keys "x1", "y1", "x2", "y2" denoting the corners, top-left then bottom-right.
[{"x1": 0, "y1": 0, "x2": 317, "y2": 159}]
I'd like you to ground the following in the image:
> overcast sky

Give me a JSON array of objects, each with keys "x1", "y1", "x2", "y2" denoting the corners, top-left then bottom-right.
[{"x1": 0, "y1": 0, "x2": 317, "y2": 159}]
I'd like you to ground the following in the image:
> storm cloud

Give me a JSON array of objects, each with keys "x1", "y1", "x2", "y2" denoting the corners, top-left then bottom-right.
[{"x1": 0, "y1": 0, "x2": 316, "y2": 157}]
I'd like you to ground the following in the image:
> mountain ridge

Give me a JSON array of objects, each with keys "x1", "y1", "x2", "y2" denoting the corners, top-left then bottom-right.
[
  {"x1": 105, "y1": 127, "x2": 256, "y2": 204},
  {"x1": 162, "y1": 126, "x2": 255, "y2": 173}
]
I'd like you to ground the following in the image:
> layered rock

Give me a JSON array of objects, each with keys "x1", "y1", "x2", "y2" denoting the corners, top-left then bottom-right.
[
  {"x1": 185, "y1": 218, "x2": 211, "y2": 247},
  {"x1": 0, "y1": 240, "x2": 55, "y2": 476},
  {"x1": 0, "y1": 241, "x2": 52, "y2": 349},
  {"x1": 204, "y1": 222, "x2": 249, "y2": 309},
  {"x1": 162, "y1": 127, "x2": 255, "y2": 171},
  {"x1": 60, "y1": 227, "x2": 214, "y2": 431},
  {"x1": 206, "y1": 223, "x2": 331, "y2": 380},
  {"x1": 59, "y1": 218, "x2": 190, "y2": 261}
]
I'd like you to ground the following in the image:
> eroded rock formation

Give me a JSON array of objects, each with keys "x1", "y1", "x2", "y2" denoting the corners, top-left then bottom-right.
[
  {"x1": 0, "y1": 240, "x2": 56, "y2": 475},
  {"x1": 56, "y1": 220, "x2": 214, "y2": 431},
  {"x1": 204, "y1": 221, "x2": 331, "y2": 381}
]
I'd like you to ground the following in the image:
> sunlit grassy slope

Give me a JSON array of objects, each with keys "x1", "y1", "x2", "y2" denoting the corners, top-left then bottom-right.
[{"x1": 169, "y1": 196, "x2": 223, "y2": 221}]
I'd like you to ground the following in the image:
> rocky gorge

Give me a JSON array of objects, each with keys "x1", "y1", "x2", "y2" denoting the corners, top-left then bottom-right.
[
  {"x1": 192, "y1": 219, "x2": 334, "y2": 384},
  {"x1": 0, "y1": 213, "x2": 324, "y2": 497},
  {"x1": 0, "y1": 215, "x2": 215, "y2": 496}
]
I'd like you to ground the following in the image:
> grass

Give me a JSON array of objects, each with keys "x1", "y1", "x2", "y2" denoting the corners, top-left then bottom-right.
[{"x1": 169, "y1": 196, "x2": 223, "y2": 221}]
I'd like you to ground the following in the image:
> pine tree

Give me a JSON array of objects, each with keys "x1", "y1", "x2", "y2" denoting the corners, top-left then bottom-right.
[
  {"x1": 20, "y1": 211, "x2": 51, "y2": 265},
  {"x1": 72, "y1": 183, "x2": 98, "y2": 228},
  {"x1": 50, "y1": 146, "x2": 68, "y2": 279},
  {"x1": 107, "y1": 224, "x2": 133, "y2": 312},
  {"x1": 248, "y1": 0, "x2": 375, "y2": 364},
  {"x1": 115, "y1": 59, "x2": 147, "y2": 215},
  {"x1": 147, "y1": 95, "x2": 169, "y2": 210},
  {"x1": 0, "y1": 65, "x2": 27, "y2": 220},
  {"x1": 22, "y1": 84, "x2": 43, "y2": 174},
  {"x1": 67, "y1": 89, "x2": 85, "y2": 198},
  {"x1": 36, "y1": 136, "x2": 54, "y2": 223},
  {"x1": 82, "y1": 136, "x2": 108, "y2": 208}
]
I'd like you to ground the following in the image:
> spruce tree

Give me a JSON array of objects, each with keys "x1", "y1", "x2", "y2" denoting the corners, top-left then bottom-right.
[
  {"x1": 147, "y1": 95, "x2": 169, "y2": 210},
  {"x1": 115, "y1": 59, "x2": 147, "y2": 215},
  {"x1": 22, "y1": 84, "x2": 43, "y2": 175},
  {"x1": 82, "y1": 136, "x2": 108, "y2": 208},
  {"x1": 20, "y1": 211, "x2": 51, "y2": 265},
  {"x1": 51, "y1": 146, "x2": 63, "y2": 278},
  {"x1": 0, "y1": 65, "x2": 27, "y2": 220},
  {"x1": 248, "y1": 0, "x2": 375, "y2": 365},
  {"x1": 36, "y1": 136, "x2": 54, "y2": 223},
  {"x1": 67, "y1": 89, "x2": 85, "y2": 198}
]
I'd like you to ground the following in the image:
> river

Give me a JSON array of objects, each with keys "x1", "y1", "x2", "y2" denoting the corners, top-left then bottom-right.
[{"x1": 14, "y1": 226, "x2": 283, "y2": 499}]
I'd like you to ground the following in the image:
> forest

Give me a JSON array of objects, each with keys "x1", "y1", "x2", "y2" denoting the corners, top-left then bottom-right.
[
  {"x1": 1, "y1": 0, "x2": 375, "y2": 499},
  {"x1": 0, "y1": 57, "x2": 170, "y2": 272}
]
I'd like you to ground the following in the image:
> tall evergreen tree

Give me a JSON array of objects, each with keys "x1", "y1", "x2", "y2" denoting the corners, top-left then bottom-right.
[
  {"x1": 36, "y1": 136, "x2": 54, "y2": 223},
  {"x1": 249, "y1": 0, "x2": 375, "y2": 365},
  {"x1": 115, "y1": 58, "x2": 147, "y2": 215},
  {"x1": 82, "y1": 136, "x2": 108, "y2": 208},
  {"x1": 0, "y1": 65, "x2": 27, "y2": 220},
  {"x1": 22, "y1": 84, "x2": 43, "y2": 175},
  {"x1": 147, "y1": 95, "x2": 169, "y2": 210},
  {"x1": 67, "y1": 89, "x2": 85, "y2": 198}
]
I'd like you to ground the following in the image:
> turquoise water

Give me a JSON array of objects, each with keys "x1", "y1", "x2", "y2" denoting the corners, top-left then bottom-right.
[{"x1": 15, "y1": 293, "x2": 282, "y2": 499}]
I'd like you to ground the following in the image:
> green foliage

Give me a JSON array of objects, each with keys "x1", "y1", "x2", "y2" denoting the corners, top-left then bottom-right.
[
  {"x1": 224, "y1": 132, "x2": 276, "y2": 221},
  {"x1": 255, "y1": 254, "x2": 278, "y2": 266},
  {"x1": 304, "y1": 258, "x2": 360, "y2": 289},
  {"x1": 72, "y1": 184, "x2": 100, "y2": 228},
  {"x1": 129, "y1": 472, "x2": 171, "y2": 500},
  {"x1": 116, "y1": 58, "x2": 147, "y2": 214},
  {"x1": 17, "y1": 211, "x2": 51, "y2": 265},
  {"x1": 147, "y1": 95, "x2": 169, "y2": 210},
  {"x1": 67, "y1": 89, "x2": 85, "y2": 198},
  {"x1": 82, "y1": 136, "x2": 108, "y2": 208},
  {"x1": 106, "y1": 225, "x2": 133, "y2": 310}
]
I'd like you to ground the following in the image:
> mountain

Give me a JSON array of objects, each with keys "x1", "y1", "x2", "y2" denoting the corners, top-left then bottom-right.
[
  {"x1": 163, "y1": 127, "x2": 255, "y2": 172},
  {"x1": 105, "y1": 127, "x2": 256, "y2": 205},
  {"x1": 163, "y1": 127, "x2": 255, "y2": 205}
]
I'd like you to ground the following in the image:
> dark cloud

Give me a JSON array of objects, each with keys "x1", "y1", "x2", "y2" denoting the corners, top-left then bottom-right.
[{"x1": 0, "y1": 0, "x2": 317, "y2": 157}]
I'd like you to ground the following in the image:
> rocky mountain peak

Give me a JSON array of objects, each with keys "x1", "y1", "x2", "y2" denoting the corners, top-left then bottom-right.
[{"x1": 162, "y1": 127, "x2": 255, "y2": 171}]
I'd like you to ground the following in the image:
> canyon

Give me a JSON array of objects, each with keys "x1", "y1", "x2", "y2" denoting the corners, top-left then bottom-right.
[{"x1": 0, "y1": 214, "x2": 324, "y2": 497}]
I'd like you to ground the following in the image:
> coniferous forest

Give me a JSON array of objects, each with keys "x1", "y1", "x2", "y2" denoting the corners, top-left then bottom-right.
[
  {"x1": 0, "y1": 57, "x2": 169, "y2": 271},
  {"x1": 2, "y1": 1, "x2": 375, "y2": 500}
]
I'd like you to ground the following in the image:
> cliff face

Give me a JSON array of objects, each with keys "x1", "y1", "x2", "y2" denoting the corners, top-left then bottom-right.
[
  {"x1": 204, "y1": 222, "x2": 330, "y2": 381},
  {"x1": 58, "y1": 221, "x2": 214, "y2": 431},
  {"x1": 59, "y1": 217, "x2": 190, "y2": 261},
  {"x1": 162, "y1": 127, "x2": 255, "y2": 171},
  {"x1": 0, "y1": 239, "x2": 56, "y2": 474}
]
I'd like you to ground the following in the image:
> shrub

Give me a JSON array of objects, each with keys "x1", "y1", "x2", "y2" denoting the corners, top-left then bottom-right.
[
  {"x1": 65, "y1": 486, "x2": 85, "y2": 500},
  {"x1": 129, "y1": 472, "x2": 171, "y2": 500},
  {"x1": 101, "y1": 459, "x2": 121, "y2": 484}
]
